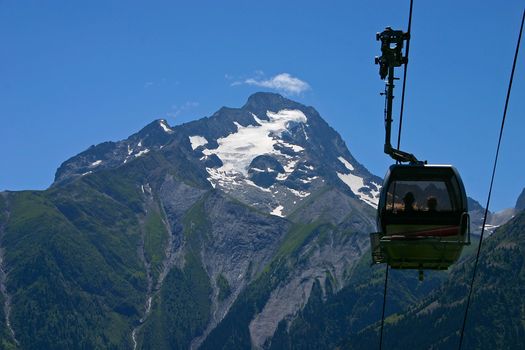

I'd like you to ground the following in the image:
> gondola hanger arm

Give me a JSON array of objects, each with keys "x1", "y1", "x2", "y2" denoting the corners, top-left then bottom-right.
[{"x1": 375, "y1": 27, "x2": 424, "y2": 164}]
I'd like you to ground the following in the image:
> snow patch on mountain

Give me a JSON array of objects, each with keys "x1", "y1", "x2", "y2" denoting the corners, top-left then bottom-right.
[
  {"x1": 201, "y1": 109, "x2": 306, "y2": 181},
  {"x1": 337, "y1": 172, "x2": 380, "y2": 208},
  {"x1": 338, "y1": 157, "x2": 354, "y2": 171},
  {"x1": 205, "y1": 168, "x2": 236, "y2": 189},
  {"x1": 244, "y1": 179, "x2": 272, "y2": 193},
  {"x1": 159, "y1": 119, "x2": 173, "y2": 133},
  {"x1": 276, "y1": 173, "x2": 288, "y2": 181},
  {"x1": 282, "y1": 159, "x2": 299, "y2": 174},
  {"x1": 270, "y1": 205, "x2": 284, "y2": 217},
  {"x1": 337, "y1": 172, "x2": 364, "y2": 196},
  {"x1": 189, "y1": 135, "x2": 208, "y2": 150},
  {"x1": 300, "y1": 176, "x2": 319, "y2": 184},
  {"x1": 289, "y1": 188, "x2": 310, "y2": 198},
  {"x1": 281, "y1": 141, "x2": 304, "y2": 153},
  {"x1": 134, "y1": 149, "x2": 150, "y2": 158}
]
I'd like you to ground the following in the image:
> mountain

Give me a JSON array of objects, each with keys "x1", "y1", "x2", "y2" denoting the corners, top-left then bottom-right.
[
  {"x1": 54, "y1": 119, "x2": 176, "y2": 184},
  {"x1": 55, "y1": 92, "x2": 382, "y2": 216},
  {"x1": 468, "y1": 196, "x2": 517, "y2": 236},
  {"x1": 261, "y1": 202, "x2": 525, "y2": 350},
  {"x1": 485, "y1": 188, "x2": 525, "y2": 231},
  {"x1": 343, "y1": 208, "x2": 525, "y2": 349},
  {"x1": 3, "y1": 92, "x2": 522, "y2": 349},
  {"x1": 0, "y1": 92, "x2": 385, "y2": 349}
]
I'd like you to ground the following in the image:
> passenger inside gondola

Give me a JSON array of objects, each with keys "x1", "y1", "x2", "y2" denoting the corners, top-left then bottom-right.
[
  {"x1": 427, "y1": 196, "x2": 438, "y2": 212},
  {"x1": 387, "y1": 180, "x2": 454, "y2": 215},
  {"x1": 403, "y1": 192, "x2": 415, "y2": 212}
]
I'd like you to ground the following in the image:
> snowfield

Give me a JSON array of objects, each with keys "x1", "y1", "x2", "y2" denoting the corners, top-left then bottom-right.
[{"x1": 202, "y1": 109, "x2": 307, "y2": 177}]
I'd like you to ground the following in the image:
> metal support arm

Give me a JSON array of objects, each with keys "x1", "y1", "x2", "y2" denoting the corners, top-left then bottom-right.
[{"x1": 375, "y1": 27, "x2": 421, "y2": 164}]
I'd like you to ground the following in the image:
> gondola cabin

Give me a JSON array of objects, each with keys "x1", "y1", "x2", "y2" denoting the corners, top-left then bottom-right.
[{"x1": 371, "y1": 164, "x2": 470, "y2": 270}]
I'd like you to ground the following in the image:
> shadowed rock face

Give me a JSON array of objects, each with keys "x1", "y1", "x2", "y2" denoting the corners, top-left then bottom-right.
[{"x1": 248, "y1": 155, "x2": 286, "y2": 189}]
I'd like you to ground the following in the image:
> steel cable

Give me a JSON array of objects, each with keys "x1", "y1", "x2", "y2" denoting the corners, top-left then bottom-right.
[{"x1": 457, "y1": 8, "x2": 524, "y2": 350}]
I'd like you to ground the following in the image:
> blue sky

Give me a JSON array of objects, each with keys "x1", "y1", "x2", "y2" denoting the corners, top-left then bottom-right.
[{"x1": 1, "y1": 0, "x2": 524, "y2": 211}]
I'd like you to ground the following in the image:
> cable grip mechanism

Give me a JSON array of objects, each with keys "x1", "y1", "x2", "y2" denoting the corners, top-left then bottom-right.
[{"x1": 375, "y1": 27, "x2": 410, "y2": 80}]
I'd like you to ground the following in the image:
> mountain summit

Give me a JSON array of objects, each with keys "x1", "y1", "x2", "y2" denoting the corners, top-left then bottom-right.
[{"x1": 55, "y1": 92, "x2": 381, "y2": 217}]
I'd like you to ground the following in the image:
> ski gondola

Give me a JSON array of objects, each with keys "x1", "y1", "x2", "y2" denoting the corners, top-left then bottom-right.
[
  {"x1": 370, "y1": 27, "x2": 470, "y2": 274},
  {"x1": 370, "y1": 164, "x2": 470, "y2": 270}
]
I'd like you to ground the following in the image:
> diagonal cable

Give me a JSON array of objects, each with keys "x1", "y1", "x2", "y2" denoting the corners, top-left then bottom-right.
[
  {"x1": 458, "y1": 8, "x2": 525, "y2": 350},
  {"x1": 396, "y1": 0, "x2": 414, "y2": 149}
]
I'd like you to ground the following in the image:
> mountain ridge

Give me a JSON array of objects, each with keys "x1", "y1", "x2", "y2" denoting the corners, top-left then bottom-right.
[{"x1": 53, "y1": 92, "x2": 382, "y2": 218}]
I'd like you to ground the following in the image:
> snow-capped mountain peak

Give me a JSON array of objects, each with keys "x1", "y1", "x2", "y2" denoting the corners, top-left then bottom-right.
[
  {"x1": 181, "y1": 93, "x2": 381, "y2": 216},
  {"x1": 198, "y1": 109, "x2": 306, "y2": 177},
  {"x1": 54, "y1": 92, "x2": 381, "y2": 215}
]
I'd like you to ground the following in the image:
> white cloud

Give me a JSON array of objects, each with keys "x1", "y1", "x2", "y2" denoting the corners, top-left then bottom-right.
[{"x1": 237, "y1": 73, "x2": 310, "y2": 94}]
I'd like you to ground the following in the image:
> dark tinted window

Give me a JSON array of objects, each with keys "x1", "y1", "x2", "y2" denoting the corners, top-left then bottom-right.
[{"x1": 386, "y1": 180, "x2": 454, "y2": 213}]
